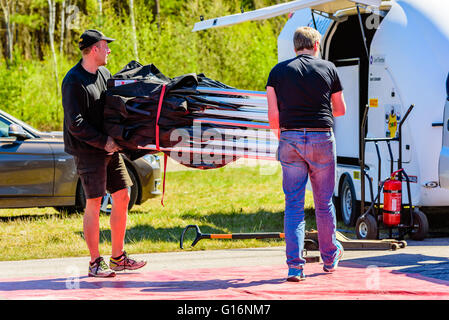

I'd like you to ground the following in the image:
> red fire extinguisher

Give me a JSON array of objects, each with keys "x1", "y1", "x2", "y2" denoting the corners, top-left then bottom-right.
[{"x1": 383, "y1": 170, "x2": 403, "y2": 226}]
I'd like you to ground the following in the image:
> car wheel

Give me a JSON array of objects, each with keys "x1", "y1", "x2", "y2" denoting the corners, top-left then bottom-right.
[
  {"x1": 99, "y1": 168, "x2": 139, "y2": 213},
  {"x1": 53, "y1": 205, "x2": 80, "y2": 214},
  {"x1": 54, "y1": 182, "x2": 84, "y2": 214},
  {"x1": 339, "y1": 175, "x2": 360, "y2": 226},
  {"x1": 75, "y1": 168, "x2": 139, "y2": 214}
]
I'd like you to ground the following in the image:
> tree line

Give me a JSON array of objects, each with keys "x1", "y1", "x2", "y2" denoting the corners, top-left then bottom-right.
[{"x1": 0, "y1": 0, "x2": 288, "y2": 130}]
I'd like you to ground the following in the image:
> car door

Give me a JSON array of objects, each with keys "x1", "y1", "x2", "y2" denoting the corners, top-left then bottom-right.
[{"x1": 0, "y1": 116, "x2": 55, "y2": 199}]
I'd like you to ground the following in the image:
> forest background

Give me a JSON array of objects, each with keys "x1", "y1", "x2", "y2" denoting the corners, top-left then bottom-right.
[{"x1": 0, "y1": 0, "x2": 289, "y2": 131}]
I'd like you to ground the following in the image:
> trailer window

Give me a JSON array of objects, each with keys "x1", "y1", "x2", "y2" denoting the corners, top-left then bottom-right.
[
  {"x1": 309, "y1": 11, "x2": 332, "y2": 36},
  {"x1": 290, "y1": 9, "x2": 332, "y2": 36}
]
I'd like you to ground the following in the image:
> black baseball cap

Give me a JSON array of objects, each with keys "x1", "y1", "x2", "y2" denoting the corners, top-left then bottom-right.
[{"x1": 79, "y1": 29, "x2": 115, "y2": 50}]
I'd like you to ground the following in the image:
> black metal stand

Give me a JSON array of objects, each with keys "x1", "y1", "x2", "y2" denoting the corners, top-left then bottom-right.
[{"x1": 358, "y1": 104, "x2": 417, "y2": 240}]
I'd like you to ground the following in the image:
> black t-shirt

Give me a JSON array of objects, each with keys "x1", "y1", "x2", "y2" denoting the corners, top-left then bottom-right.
[
  {"x1": 62, "y1": 60, "x2": 111, "y2": 156},
  {"x1": 266, "y1": 54, "x2": 343, "y2": 129}
]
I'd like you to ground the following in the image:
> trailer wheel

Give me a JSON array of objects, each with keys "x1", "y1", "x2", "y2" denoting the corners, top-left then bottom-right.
[
  {"x1": 409, "y1": 208, "x2": 429, "y2": 241},
  {"x1": 356, "y1": 214, "x2": 378, "y2": 240},
  {"x1": 339, "y1": 175, "x2": 360, "y2": 226}
]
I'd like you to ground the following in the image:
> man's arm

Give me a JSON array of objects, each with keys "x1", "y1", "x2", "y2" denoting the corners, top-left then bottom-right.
[
  {"x1": 62, "y1": 81, "x2": 119, "y2": 152},
  {"x1": 331, "y1": 91, "x2": 346, "y2": 117},
  {"x1": 266, "y1": 86, "x2": 280, "y2": 139}
]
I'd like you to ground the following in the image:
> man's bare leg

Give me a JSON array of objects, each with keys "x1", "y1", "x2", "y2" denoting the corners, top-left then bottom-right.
[
  {"x1": 110, "y1": 188, "x2": 130, "y2": 258},
  {"x1": 83, "y1": 197, "x2": 102, "y2": 263}
]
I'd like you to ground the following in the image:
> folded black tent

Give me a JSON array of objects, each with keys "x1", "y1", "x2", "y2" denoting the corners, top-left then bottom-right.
[{"x1": 103, "y1": 61, "x2": 277, "y2": 170}]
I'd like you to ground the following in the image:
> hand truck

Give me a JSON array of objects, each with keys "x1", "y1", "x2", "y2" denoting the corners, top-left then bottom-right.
[{"x1": 356, "y1": 104, "x2": 429, "y2": 241}]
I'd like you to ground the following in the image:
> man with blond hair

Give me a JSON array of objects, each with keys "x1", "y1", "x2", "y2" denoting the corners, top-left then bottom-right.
[
  {"x1": 62, "y1": 29, "x2": 146, "y2": 277},
  {"x1": 266, "y1": 26, "x2": 347, "y2": 282}
]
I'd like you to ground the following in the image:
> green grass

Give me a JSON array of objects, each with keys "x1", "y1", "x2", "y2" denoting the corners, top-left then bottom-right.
[
  {"x1": 2, "y1": 165, "x2": 448, "y2": 262},
  {"x1": 0, "y1": 165, "x2": 341, "y2": 261}
]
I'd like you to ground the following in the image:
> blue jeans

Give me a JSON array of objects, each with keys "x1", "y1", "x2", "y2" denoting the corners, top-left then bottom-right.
[{"x1": 279, "y1": 130, "x2": 338, "y2": 269}]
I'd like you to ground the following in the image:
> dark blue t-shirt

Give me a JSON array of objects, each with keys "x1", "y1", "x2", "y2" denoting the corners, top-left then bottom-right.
[{"x1": 266, "y1": 54, "x2": 343, "y2": 129}]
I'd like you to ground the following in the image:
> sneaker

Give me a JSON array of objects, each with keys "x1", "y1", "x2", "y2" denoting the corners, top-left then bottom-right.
[
  {"x1": 287, "y1": 267, "x2": 306, "y2": 282},
  {"x1": 109, "y1": 251, "x2": 147, "y2": 271},
  {"x1": 88, "y1": 257, "x2": 116, "y2": 278},
  {"x1": 323, "y1": 241, "x2": 344, "y2": 273}
]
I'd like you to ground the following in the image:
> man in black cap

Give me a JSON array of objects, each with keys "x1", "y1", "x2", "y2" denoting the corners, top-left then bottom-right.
[{"x1": 62, "y1": 29, "x2": 147, "y2": 277}]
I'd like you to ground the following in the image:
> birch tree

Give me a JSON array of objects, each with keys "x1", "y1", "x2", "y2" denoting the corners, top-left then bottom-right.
[
  {"x1": 0, "y1": 0, "x2": 14, "y2": 67},
  {"x1": 47, "y1": 0, "x2": 60, "y2": 100},
  {"x1": 97, "y1": 0, "x2": 102, "y2": 26},
  {"x1": 129, "y1": 0, "x2": 138, "y2": 61},
  {"x1": 59, "y1": 0, "x2": 65, "y2": 55},
  {"x1": 153, "y1": 0, "x2": 160, "y2": 32}
]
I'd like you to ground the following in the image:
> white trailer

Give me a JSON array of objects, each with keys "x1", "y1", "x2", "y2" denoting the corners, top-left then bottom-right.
[{"x1": 193, "y1": 0, "x2": 449, "y2": 239}]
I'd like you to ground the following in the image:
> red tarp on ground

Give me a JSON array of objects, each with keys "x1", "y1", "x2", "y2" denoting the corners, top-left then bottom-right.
[{"x1": 1, "y1": 262, "x2": 449, "y2": 300}]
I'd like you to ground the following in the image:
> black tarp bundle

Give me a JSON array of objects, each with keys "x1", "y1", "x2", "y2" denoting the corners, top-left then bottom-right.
[{"x1": 103, "y1": 61, "x2": 274, "y2": 169}]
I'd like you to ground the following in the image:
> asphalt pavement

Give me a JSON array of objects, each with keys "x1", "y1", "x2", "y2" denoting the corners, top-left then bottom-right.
[{"x1": 0, "y1": 237, "x2": 448, "y2": 280}]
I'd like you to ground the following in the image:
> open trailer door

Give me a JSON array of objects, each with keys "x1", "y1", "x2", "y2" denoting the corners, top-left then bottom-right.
[{"x1": 193, "y1": 0, "x2": 381, "y2": 32}]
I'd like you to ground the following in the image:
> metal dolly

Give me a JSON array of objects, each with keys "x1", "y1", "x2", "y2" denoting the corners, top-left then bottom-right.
[
  {"x1": 356, "y1": 104, "x2": 429, "y2": 240},
  {"x1": 179, "y1": 224, "x2": 321, "y2": 262},
  {"x1": 179, "y1": 225, "x2": 407, "y2": 258}
]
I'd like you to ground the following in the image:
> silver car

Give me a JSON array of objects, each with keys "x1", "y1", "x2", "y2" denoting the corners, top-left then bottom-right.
[{"x1": 0, "y1": 109, "x2": 161, "y2": 213}]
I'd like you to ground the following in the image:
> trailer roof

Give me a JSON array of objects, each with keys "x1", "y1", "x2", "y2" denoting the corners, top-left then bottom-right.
[{"x1": 193, "y1": 0, "x2": 382, "y2": 32}]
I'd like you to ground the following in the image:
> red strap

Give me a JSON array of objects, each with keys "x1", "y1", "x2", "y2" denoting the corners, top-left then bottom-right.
[
  {"x1": 155, "y1": 84, "x2": 166, "y2": 151},
  {"x1": 155, "y1": 84, "x2": 167, "y2": 206}
]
